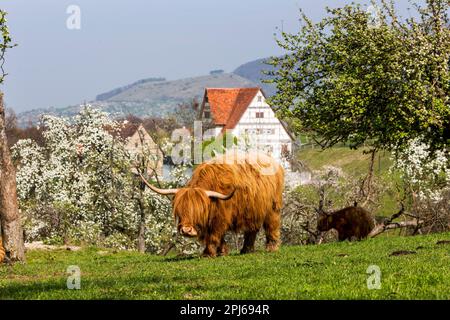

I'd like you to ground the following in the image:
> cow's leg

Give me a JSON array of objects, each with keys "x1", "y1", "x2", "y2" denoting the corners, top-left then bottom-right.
[
  {"x1": 264, "y1": 210, "x2": 280, "y2": 252},
  {"x1": 338, "y1": 232, "x2": 348, "y2": 241},
  {"x1": 240, "y1": 230, "x2": 258, "y2": 254},
  {"x1": 202, "y1": 234, "x2": 221, "y2": 257},
  {"x1": 217, "y1": 235, "x2": 229, "y2": 256}
]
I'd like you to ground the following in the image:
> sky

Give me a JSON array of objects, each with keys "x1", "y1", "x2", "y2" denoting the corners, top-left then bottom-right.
[{"x1": 1, "y1": 0, "x2": 414, "y2": 112}]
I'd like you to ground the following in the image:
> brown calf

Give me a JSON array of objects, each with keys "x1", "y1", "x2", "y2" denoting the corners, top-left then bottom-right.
[{"x1": 317, "y1": 205, "x2": 375, "y2": 241}]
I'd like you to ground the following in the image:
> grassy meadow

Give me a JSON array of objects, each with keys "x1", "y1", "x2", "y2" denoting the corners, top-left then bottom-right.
[{"x1": 1, "y1": 232, "x2": 449, "y2": 300}]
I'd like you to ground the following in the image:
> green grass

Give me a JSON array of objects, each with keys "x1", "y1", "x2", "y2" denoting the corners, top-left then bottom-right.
[
  {"x1": 1, "y1": 232, "x2": 449, "y2": 299},
  {"x1": 297, "y1": 147, "x2": 392, "y2": 177}
]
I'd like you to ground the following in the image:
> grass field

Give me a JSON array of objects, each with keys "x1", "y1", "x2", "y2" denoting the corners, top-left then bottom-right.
[
  {"x1": 297, "y1": 146, "x2": 392, "y2": 177},
  {"x1": 1, "y1": 232, "x2": 449, "y2": 300}
]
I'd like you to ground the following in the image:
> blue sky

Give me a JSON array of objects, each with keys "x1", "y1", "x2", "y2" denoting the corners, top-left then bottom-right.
[{"x1": 1, "y1": 0, "x2": 414, "y2": 112}]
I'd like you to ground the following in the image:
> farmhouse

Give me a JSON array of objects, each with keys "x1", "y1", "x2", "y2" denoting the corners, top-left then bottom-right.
[
  {"x1": 198, "y1": 87, "x2": 294, "y2": 165},
  {"x1": 124, "y1": 124, "x2": 163, "y2": 178}
]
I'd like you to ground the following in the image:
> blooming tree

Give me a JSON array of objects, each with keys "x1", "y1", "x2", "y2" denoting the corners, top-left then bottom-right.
[
  {"x1": 393, "y1": 138, "x2": 450, "y2": 202},
  {"x1": 12, "y1": 106, "x2": 198, "y2": 253},
  {"x1": 392, "y1": 138, "x2": 450, "y2": 233}
]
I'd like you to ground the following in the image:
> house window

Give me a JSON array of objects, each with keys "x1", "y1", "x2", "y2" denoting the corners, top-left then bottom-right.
[
  {"x1": 256, "y1": 112, "x2": 264, "y2": 118},
  {"x1": 204, "y1": 111, "x2": 210, "y2": 119},
  {"x1": 257, "y1": 95, "x2": 262, "y2": 102}
]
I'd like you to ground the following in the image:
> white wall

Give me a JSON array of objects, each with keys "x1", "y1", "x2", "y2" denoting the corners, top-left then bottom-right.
[{"x1": 231, "y1": 90, "x2": 292, "y2": 164}]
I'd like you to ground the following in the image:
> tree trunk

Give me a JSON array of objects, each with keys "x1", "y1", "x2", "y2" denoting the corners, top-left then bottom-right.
[
  {"x1": 137, "y1": 209, "x2": 146, "y2": 253},
  {"x1": 0, "y1": 93, "x2": 25, "y2": 262},
  {"x1": 137, "y1": 183, "x2": 146, "y2": 253}
]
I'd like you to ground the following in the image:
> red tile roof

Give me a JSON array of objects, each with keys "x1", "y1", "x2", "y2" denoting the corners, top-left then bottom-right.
[{"x1": 204, "y1": 88, "x2": 260, "y2": 129}]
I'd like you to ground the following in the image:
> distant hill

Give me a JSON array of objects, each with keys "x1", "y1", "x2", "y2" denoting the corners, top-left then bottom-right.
[
  {"x1": 233, "y1": 57, "x2": 278, "y2": 96},
  {"x1": 103, "y1": 73, "x2": 255, "y2": 103},
  {"x1": 15, "y1": 57, "x2": 282, "y2": 127},
  {"x1": 16, "y1": 73, "x2": 256, "y2": 126},
  {"x1": 96, "y1": 77, "x2": 166, "y2": 101}
]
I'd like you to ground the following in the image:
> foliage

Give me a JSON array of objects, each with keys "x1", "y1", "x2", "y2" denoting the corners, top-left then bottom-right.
[
  {"x1": 12, "y1": 108, "x2": 134, "y2": 246},
  {"x1": 11, "y1": 106, "x2": 198, "y2": 254},
  {"x1": 201, "y1": 131, "x2": 238, "y2": 159},
  {"x1": 267, "y1": 0, "x2": 450, "y2": 152},
  {"x1": 289, "y1": 141, "x2": 449, "y2": 239},
  {"x1": 394, "y1": 138, "x2": 450, "y2": 200},
  {"x1": 169, "y1": 99, "x2": 200, "y2": 131},
  {"x1": 1, "y1": 232, "x2": 450, "y2": 299},
  {"x1": 280, "y1": 158, "x2": 413, "y2": 245},
  {"x1": 393, "y1": 138, "x2": 450, "y2": 232},
  {"x1": 0, "y1": 10, "x2": 16, "y2": 84}
]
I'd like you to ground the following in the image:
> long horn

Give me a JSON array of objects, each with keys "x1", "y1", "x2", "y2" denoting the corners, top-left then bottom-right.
[
  {"x1": 139, "y1": 172, "x2": 179, "y2": 195},
  {"x1": 205, "y1": 188, "x2": 235, "y2": 200}
]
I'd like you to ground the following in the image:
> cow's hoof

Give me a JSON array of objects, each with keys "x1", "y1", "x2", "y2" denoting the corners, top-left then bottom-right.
[
  {"x1": 201, "y1": 252, "x2": 216, "y2": 258},
  {"x1": 265, "y1": 243, "x2": 279, "y2": 252},
  {"x1": 240, "y1": 247, "x2": 255, "y2": 254},
  {"x1": 202, "y1": 249, "x2": 217, "y2": 258},
  {"x1": 217, "y1": 246, "x2": 229, "y2": 256}
]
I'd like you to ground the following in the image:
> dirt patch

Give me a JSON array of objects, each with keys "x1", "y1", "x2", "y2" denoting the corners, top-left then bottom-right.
[
  {"x1": 25, "y1": 241, "x2": 81, "y2": 252},
  {"x1": 390, "y1": 250, "x2": 416, "y2": 256},
  {"x1": 436, "y1": 240, "x2": 450, "y2": 245},
  {"x1": 416, "y1": 246, "x2": 425, "y2": 250}
]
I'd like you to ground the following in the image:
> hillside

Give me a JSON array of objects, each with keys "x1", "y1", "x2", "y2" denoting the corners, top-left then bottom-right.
[
  {"x1": 15, "y1": 56, "x2": 281, "y2": 127},
  {"x1": 16, "y1": 73, "x2": 257, "y2": 126},
  {"x1": 96, "y1": 77, "x2": 167, "y2": 101},
  {"x1": 1, "y1": 232, "x2": 449, "y2": 299},
  {"x1": 297, "y1": 147, "x2": 392, "y2": 178},
  {"x1": 233, "y1": 57, "x2": 278, "y2": 96},
  {"x1": 103, "y1": 73, "x2": 255, "y2": 102}
]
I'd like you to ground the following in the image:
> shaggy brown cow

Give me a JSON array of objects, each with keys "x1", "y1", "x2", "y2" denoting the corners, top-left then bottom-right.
[
  {"x1": 317, "y1": 205, "x2": 375, "y2": 241},
  {"x1": 141, "y1": 151, "x2": 284, "y2": 257}
]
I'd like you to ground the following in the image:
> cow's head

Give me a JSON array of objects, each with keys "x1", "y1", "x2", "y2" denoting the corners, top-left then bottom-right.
[
  {"x1": 316, "y1": 212, "x2": 333, "y2": 232},
  {"x1": 315, "y1": 199, "x2": 333, "y2": 232},
  {"x1": 140, "y1": 173, "x2": 234, "y2": 238}
]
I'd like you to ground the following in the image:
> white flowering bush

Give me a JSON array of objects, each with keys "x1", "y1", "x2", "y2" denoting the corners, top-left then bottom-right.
[
  {"x1": 393, "y1": 138, "x2": 450, "y2": 233},
  {"x1": 12, "y1": 106, "x2": 197, "y2": 254},
  {"x1": 393, "y1": 138, "x2": 450, "y2": 201},
  {"x1": 144, "y1": 192, "x2": 199, "y2": 255}
]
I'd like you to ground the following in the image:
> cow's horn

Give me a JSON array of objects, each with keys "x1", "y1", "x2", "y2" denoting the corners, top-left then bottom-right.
[
  {"x1": 205, "y1": 188, "x2": 235, "y2": 200},
  {"x1": 139, "y1": 172, "x2": 179, "y2": 195}
]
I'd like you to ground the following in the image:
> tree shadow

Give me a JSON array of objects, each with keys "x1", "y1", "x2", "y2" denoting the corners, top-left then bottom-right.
[
  {"x1": 163, "y1": 250, "x2": 244, "y2": 262},
  {"x1": 163, "y1": 255, "x2": 199, "y2": 262},
  {"x1": 0, "y1": 274, "x2": 171, "y2": 299}
]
